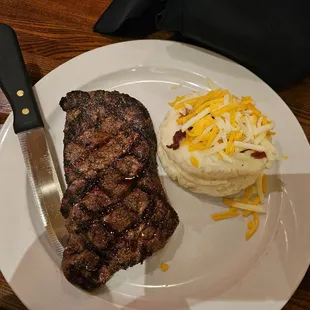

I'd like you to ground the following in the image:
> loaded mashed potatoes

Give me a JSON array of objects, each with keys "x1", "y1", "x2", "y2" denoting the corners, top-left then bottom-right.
[
  {"x1": 158, "y1": 86, "x2": 280, "y2": 240},
  {"x1": 158, "y1": 88, "x2": 277, "y2": 197}
]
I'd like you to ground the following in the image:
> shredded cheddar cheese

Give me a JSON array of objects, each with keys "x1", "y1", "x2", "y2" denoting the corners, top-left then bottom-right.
[
  {"x1": 169, "y1": 95, "x2": 186, "y2": 107},
  {"x1": 211, "y1": 173, "x2": 267, "y2": 240},
  {"x1": 244, "y1": 186, "x2": 253, "y2": 199},
  {"x1": 242, "y1": 210, "x2": 252, "y2": 217},
  {"x1": 190, "y1": 156, "x2": 199, "y2": 168},
  {"x1": 211, "y1": 211, "x2": 239, "y2": 221},
  {"x1": 169, "y1": 87, "x2": 278, "y2": 161},
  {"x1": 262, "y1": 116, "x2": 268, "y2": 125},
  {"x1": 218, "y1": 150, "x2": 233, "y2": 163},
  {"x1": 160, "y1": 263, "x2": 169, "y2": 272},
  {"x1": 246, "y1": 212, "x2": 259, "y2": 240},
  {"x1": 248, "y1": 220, "x2": 253, "y2": 229},
  {"x1": 229, "y1": 207, "x2": 238, "y2": 212}
]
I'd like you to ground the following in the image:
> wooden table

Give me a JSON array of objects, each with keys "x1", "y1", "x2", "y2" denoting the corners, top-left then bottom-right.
[{"x1": 0, "y1": 1, "x2": 309, "y2": 309}]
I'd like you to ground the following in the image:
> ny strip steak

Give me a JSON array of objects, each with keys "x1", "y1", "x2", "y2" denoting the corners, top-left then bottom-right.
[{"x1": 59, "y1": 90, "x2": 179, "y2": 290}]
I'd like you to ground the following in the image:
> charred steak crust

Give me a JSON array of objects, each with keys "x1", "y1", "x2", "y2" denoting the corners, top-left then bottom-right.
[{"x1": 60, "y1": 90, "x2": 179, "y2": 290}]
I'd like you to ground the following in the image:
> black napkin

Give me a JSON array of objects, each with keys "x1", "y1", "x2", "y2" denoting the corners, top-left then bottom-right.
[
  {"x1": 93, "y1": 0, "x2": 166, "y2": 36},
  {"x1": 94, "y1": 0, "x2": 310, "y2": 89}
]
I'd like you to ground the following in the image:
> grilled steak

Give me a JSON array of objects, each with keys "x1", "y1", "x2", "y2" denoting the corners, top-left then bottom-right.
[{"x1": 59, "y1": 90, "x2": 179, "y2": 290}]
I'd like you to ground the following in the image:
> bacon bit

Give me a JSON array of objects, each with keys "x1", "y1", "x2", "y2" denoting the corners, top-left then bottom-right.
[
  {"x1": 241, "y1": 150, "x2": 266, "y2": 159},
  {"x1": 240, "y1": 149, "x2": 250, "y2": 153},
  {"x1": 166, "y1": 130, "x2": 186, "y2": 150},
  {"x1": 251, "y1": 151, "x2": 267, "y2": 159}
]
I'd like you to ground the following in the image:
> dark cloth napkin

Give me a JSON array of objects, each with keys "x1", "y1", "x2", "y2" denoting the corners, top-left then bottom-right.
[{"x1": 94, "y1": 0, "x2": 310, "y2": 89}]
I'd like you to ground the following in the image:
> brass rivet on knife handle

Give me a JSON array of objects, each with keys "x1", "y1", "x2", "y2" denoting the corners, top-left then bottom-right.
[
  {"x1": 16, "y1": 89, "x2": 24, "y2": 97},
  {"x1": 22, "y1": 108, "x2": 29, "y2": 115}
]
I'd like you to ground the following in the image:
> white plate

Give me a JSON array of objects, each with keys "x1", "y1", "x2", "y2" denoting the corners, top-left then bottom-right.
[{"x1": 0, "y1": 40, "x2": 310, "y2": 310}]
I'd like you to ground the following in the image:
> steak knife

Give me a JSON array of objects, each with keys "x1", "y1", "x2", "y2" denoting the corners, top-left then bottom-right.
[{"x1": 0, "y1": 24, "x2": 64, "y2": 256}]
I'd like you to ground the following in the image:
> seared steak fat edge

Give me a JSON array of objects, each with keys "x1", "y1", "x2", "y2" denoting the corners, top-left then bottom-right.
[{"x1": 59, "y1": 90, "x2": 179, "y2": 290}]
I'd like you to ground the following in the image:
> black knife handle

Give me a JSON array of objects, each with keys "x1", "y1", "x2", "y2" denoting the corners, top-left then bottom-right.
[{"x1": 0, "y1": 24, "x2": 43, "y2": 133}]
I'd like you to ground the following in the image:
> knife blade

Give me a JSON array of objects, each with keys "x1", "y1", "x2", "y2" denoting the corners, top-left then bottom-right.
[{"x1": 0, "y1": 23, "x2": 64, "y2": 256}]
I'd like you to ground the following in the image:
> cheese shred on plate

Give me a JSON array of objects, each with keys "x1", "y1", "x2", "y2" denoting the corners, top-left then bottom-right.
[
  {"x1": 211, "y1": 173, "x2": 267, "y2": 240},
  {"x1": 169, "y1": 87, "x2": 278, "y2": 161},
  {"x1": 160, "y1": 263, "x2": 169, "y2": 272}
]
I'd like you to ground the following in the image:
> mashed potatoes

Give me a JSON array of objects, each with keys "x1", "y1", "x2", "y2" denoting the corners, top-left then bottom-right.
[{"x1": 158, "y1": 89, "x2": 277, "y2": 197}]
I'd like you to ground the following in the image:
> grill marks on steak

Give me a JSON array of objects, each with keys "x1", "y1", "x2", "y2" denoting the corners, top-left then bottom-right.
[{"x1": 60, "y1": 90, "x2": 179, "y2": 290}]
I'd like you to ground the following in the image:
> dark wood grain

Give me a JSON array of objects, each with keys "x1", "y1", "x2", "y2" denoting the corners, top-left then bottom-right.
[{"x1": 0, "y1": 1, "x2": 309, "y2": 309}]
